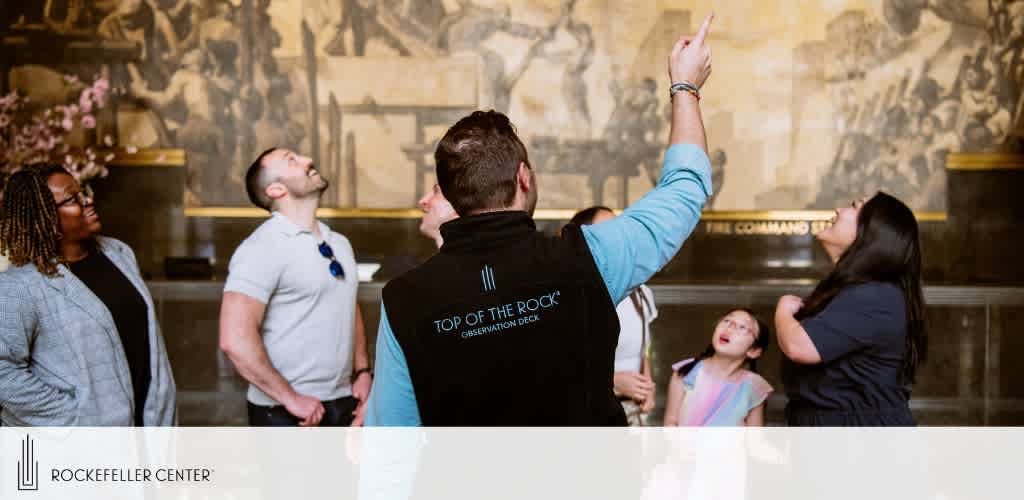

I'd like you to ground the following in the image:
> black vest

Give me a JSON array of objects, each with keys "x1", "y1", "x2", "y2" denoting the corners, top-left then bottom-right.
[{"x1": 383, "y1": 211, "x2": 625, "y2": 425}]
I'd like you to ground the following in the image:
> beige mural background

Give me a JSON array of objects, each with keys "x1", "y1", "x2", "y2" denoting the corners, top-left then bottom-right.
[{"x1": 3, "y1": 0, "x2": 1021, "y2": 211}]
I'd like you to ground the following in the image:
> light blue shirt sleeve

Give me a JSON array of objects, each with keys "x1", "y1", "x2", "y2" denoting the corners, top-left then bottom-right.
[
  {"x1": 583, "y1": 143, "x2": 712, "y2": 304},
  {"x1": 365, "y1": 303, "x2": 422, "y2": 426}
]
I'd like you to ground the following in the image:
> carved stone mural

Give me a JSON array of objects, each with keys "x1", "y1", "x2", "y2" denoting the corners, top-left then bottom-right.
[{"x1": 2, "y1": 0, "x2": 1021, "y2": 212}]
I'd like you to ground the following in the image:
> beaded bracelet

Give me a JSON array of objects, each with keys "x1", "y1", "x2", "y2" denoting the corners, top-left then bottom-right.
[{"x1": 669, "y1": 81, "x2": 700, "y2": 101}]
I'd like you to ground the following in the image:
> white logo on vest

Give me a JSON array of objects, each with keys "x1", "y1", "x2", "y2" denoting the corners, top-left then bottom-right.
[
  {"x1": 481, "y1": 265, "x2": 497, "y2": 292},
  {"x1": 434, "y1": 290, "x2": 562, "y2": 339}
]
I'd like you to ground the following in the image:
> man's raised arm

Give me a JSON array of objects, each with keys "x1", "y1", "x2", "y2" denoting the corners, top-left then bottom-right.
[{"x1": 583, "y1": 14, "x2": 716, "y2": 304}]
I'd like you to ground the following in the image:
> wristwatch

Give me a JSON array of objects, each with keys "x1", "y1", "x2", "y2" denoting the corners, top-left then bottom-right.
[{"x1": 351, "y1": 367, "x2": 372, "y2": 384}]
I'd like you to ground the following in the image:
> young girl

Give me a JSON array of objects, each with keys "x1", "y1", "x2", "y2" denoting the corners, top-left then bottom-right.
[{"x1": 663, "y1": 309, "x2": 773, "y2": 426}]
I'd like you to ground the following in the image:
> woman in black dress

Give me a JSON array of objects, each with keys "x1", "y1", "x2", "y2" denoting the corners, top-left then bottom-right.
[{"x1": 775, "y1": 192, "x2": 926, "y2": 426}]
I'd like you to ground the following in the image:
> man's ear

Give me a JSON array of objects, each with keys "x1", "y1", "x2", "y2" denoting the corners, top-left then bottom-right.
[
  {"x1": 265, "y1": 182, "x2": 286, "y2": 202},
  {"x1": 516, "y1": 161, "x2": 531, "y2": 192}
]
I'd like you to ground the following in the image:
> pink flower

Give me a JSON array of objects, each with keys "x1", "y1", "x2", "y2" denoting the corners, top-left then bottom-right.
[
  {"x1": 79, "y1": 89, "x2": 94, "y2": 114},
  {"x1": 0, "y1": 76, "x2": 117, "y2": 184},
  {"x1": 92, "y1": 79, "x2": 109, "y2": 106},
  {"x1": 35, "y1": 137, "x2": 55, "y2": 151}
]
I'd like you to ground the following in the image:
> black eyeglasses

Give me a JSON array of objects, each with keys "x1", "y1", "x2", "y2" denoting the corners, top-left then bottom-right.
[
  {"x1": 318, "y1": 241, "x2": 345, "y2": 279},
  {"x1": 55, "y1": 184, "x2": 94, "y2": 208}
]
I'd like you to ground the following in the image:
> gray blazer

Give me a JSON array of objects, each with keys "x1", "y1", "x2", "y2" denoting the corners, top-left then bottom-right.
[{"x1": 0, "y1": 236, "x2": 176, "y2": 426}]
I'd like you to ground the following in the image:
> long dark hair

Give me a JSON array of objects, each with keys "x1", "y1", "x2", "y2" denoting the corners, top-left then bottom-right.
[
  {"x1": 676, "y1": 308, "x2": 771, "y2": 377},
  {"x1": 797, "y1": 192, "x2": 926, "y2": 383}
]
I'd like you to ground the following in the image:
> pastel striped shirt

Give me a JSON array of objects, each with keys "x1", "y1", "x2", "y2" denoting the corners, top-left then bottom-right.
[{"x1": 673, "y1": 359, "x2": 773, "y2": 426}]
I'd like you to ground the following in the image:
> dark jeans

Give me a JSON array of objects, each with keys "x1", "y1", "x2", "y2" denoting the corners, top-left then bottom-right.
[{"x1": 247, "y1": 396, "x2": 358, "y2": 426}]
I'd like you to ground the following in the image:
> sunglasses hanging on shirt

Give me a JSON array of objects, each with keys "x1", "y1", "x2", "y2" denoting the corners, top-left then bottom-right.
[{"x1": 318, "y1": 241, "x2": 345, "y2": 279}]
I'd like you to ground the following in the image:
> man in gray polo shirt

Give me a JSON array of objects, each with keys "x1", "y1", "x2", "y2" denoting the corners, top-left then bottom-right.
[{"x1": 219, "y1": 147, "x2": 372, "y2": 426}]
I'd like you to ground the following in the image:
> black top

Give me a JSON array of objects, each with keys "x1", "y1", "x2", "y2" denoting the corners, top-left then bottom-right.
[
  {"x1": 782, "y1": 282, "x2": 915, "y2": 426},
  {"x1": 384, "y1": 211, "x2": 624, "y2": 425},
  {"x1": 69, "y1": 250, "x2": 151, "y2": 426}
]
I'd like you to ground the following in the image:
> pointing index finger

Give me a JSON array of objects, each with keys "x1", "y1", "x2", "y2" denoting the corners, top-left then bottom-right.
[{"x1": 693, "y1": 13, "x2": 714, "y2": 46}]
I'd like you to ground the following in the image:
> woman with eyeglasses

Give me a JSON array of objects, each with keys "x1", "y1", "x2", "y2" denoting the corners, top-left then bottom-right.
[
  {"x1": 776, "y1": 192, "x2": 926, "y2": 426},
  {"x1": 0, "y1": 165, "x2": 176, "y2": 426}
]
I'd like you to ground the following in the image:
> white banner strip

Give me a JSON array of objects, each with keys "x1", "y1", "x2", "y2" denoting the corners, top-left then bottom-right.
[{"x1": 1, "y1": 428, "x2": 1017, "y2": 500}]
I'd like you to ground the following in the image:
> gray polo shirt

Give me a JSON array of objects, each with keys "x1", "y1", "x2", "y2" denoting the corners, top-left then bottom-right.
[{"x1": 224, "y1": 212, "x2": 358, "y2": 406}]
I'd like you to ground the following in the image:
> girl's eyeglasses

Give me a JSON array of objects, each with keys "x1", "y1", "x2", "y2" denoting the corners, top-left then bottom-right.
[
  {"x1": 318, "y1": 241, "x2": 345, "y2": 279},
  {"x1": 720, "y1": 317, "x2": 756, "y2": 338},
  {"x1": 55, "y1": 184, "x2": 94, "y2": 208}
]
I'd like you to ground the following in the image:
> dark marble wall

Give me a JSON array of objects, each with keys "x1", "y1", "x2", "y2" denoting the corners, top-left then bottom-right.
[
  {"x1": 945, "y1": 169, "x2": 1024, "y2": 283},
  {"x1": 90, "y1": 164, "x2": 188, "y2": 278}
]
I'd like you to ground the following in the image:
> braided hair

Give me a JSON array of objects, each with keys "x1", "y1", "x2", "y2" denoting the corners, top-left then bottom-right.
[{"x1": 0, "y1": 165, "x2": 69, "y2": 277}]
